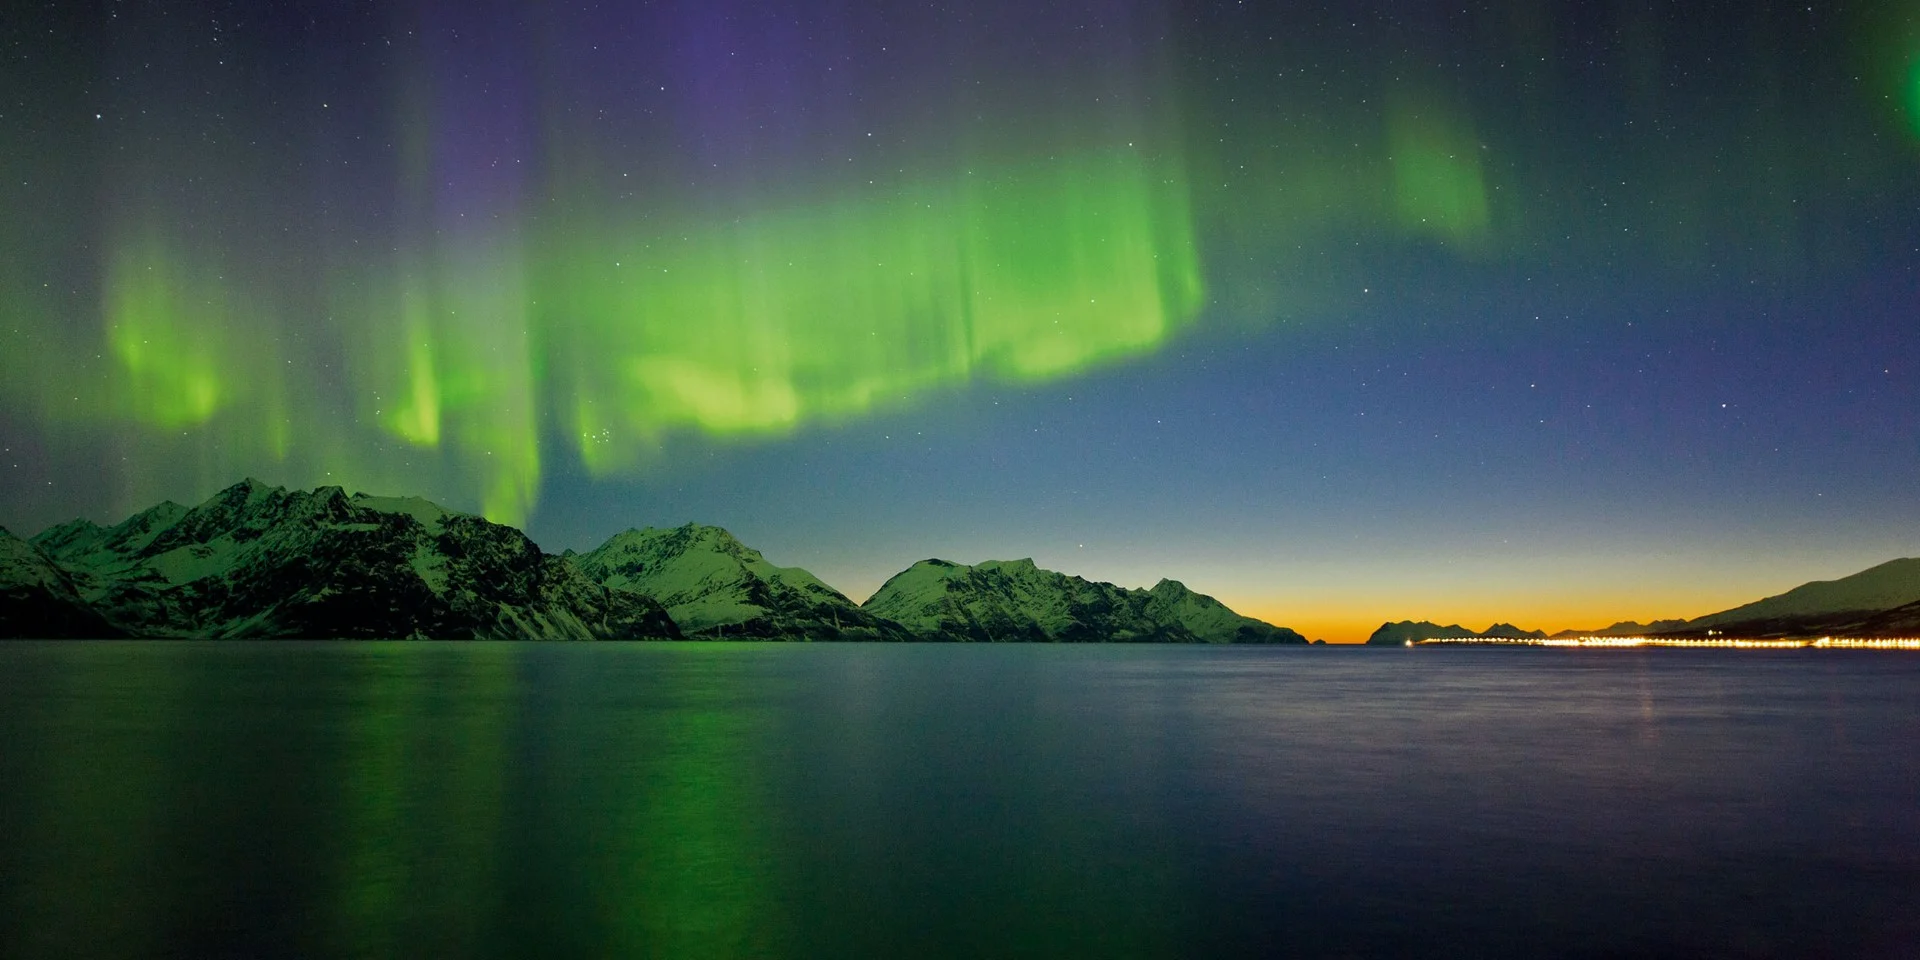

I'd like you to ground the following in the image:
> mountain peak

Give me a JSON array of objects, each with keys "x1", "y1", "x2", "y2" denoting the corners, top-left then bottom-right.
[
  {"x1": 226, "y1": 477, "x2": 282, "y2": 500},
  {"x1": 350, "y1": 493, "x2": 460, "y2": 531},
  {"x1": 596, "y1": 523, "x2": 760, "y2": 563},
  {"x1": 30, "y1": 517, "x2": 104, "y2": 554},
  {"x1": 1480, "y1": 622, "x2": 1547, "y2": 639},
  {"x1": 681, "y1": 522, "x2": 748, "y2": 545},
  {"x1": 574, "y1": 522, "x2": 891, "y2": 640}
]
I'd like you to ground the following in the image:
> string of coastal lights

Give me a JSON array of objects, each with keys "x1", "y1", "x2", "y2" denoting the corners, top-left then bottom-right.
[{"x1": 1408, "y1": 636, "x2": 1920, "y2": 650}]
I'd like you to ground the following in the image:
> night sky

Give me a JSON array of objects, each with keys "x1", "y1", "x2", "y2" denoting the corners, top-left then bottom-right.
[{"x1": 3, "y1": 1, "x2": 1916, "y2": 641}]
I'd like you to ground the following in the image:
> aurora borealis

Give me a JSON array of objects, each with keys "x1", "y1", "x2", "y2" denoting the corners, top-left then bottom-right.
[{"x1": 4, "y1": 1, "x2": 1919, "y2": 640}]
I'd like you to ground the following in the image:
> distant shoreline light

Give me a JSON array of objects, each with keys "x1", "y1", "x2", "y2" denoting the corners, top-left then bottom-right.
[{"x1": 1407, "y1": 636, "x2": 1920, "y2": 650}]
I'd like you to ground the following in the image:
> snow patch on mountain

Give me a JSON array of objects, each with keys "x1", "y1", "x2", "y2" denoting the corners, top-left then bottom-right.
[
  {"x1": 1144, "y1": 579, "x2": 1305, "y2": 643},
  {"x1": 862, "y1": 558, "x2": 1303, "y2": 643},
  {"x1": 575, "y1": 523, "x2": 903, "y2": 640}
]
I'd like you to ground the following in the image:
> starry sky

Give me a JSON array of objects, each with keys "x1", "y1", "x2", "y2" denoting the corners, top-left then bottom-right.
[{"x1": 3, "y1": 0, "x2": 1917, "y2": 641}]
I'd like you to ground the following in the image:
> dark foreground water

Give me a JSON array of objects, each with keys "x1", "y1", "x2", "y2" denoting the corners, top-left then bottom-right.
[{"x1": 1, "y1": 643, "x2": 1916, "y2": 959}]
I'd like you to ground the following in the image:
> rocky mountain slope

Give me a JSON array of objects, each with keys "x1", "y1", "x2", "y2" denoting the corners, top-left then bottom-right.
[
  {"x1": 25, "y1": 480, "x2": 679, "y2": 640},
  {"x1": 861, "y1": 558, "x2": 1305, "y2": 643},
  {"x1": 572, "y1": 524, "x2": 908, "y2": 640},
  {"x1": 0, "y1": 527, "x2": 122, "y2": 638}
]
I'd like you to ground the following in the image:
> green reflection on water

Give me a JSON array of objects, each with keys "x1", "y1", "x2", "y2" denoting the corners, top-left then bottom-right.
[
  {"x1": 602, "y1": 686, "x2": 782, "y2": 956},
  {"x1": 332, "y1": 645, "x2": 515, "y2": 957},
  {"x1": 0, "y1": 643, "x2": 1204, "y2": 959},
  {"x1": 1, "y1": 647, "x2": 185, "y2": 958},
  {"x1": 321, "y1": 643, "x2": 788, "y2": 958}
]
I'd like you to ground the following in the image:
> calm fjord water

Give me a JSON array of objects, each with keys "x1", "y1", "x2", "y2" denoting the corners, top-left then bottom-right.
[{"x1": 0, "y1": 643, "x2": 1915, "y2": 959}]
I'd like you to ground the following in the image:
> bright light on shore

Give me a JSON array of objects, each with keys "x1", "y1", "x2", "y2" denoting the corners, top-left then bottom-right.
[{"x1": 1409, "y1": 636, "x2": 1920, "y2": 650}]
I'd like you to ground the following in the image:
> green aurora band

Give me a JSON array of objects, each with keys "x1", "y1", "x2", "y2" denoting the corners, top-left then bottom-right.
[
  {"x1": 541, "y1": 150, "x2": 1203, "y2": 477},
  {"x1": 3, "y1": 147, "x2": 1202, "y2": 526},
  {"x1": 5, "y1": 0, "x2": 1912, "y2": 528}
]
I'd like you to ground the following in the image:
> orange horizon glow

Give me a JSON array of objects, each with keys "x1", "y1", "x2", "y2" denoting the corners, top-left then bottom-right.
[{"x1": 1230, "y1": 601, "x2": 1724, "y2": 646}]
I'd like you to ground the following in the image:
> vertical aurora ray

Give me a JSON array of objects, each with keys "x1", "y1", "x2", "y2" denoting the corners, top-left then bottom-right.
[
  {"x1": 401, "y1": 237, "x2": 541, "y2": 526},
  {"x1": 103, "y1": 237, "x2": 226, "y2": 428},
  {"x1": 1908, "y1": 56, "x2": 1920, "y2": 138},
  {"x1": 342, "y1": 11, "x2": 545, "y2": 525},
  {"x1": 1384, "y1": 89, "x2": 1492, "y2": 249},
  {"x1": 385, "y1": 285, "x2": 442, "y2": 448}
]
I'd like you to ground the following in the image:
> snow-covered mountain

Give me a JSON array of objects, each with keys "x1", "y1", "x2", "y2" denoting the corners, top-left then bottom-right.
[
  {"x1": 1365, "y1": 620, "x2": 1549, "y2": 645},
  {"x1": 26, "y1": 479, "x2": 680, "y2": 640},
  {"x1": 861, "y1": 558, "x2": 1305, "y2": 643},
  {"x1": 572, "y1": 523, "x2": 908, "y2": 640},
  {"x1": 0, "y1": 526, "x2": 121, "y2": 638},
  {"x1": 1139, "y1": 578, "x2": 1306, "y2": 643},
  {"x1": 7, "y1": 480, "x2": 1317, "y2": 643}
]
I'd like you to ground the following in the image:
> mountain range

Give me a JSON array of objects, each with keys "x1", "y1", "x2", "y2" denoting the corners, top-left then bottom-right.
[
  {"x1": 1, "y1": 480, "x2": 1303, "y2": 643},
  {"x1": 1547, "y1": 620, "x2": 1691, "y2": 640},
  {"x1": 20, "y1": 480, "x2": 680, "y2": 640}
]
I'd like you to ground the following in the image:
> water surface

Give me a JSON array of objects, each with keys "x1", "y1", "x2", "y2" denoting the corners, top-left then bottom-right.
[{"x1": 1, "y1": 643, "x2": 1915, "y2": 958}]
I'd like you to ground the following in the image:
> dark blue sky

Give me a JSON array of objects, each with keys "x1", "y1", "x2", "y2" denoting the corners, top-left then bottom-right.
[{"x1": 2, "y1": 0, "x2": 1916, "y2": 639}]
